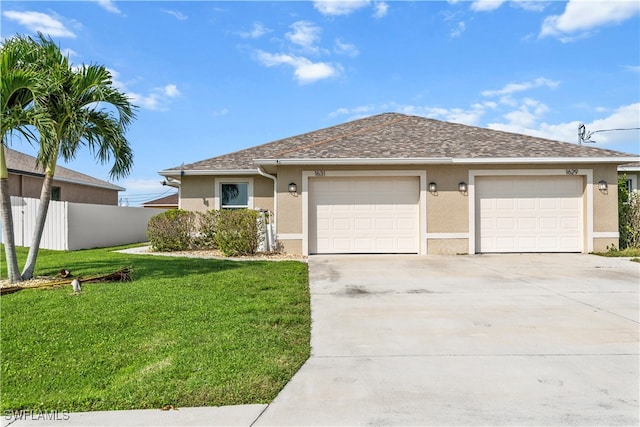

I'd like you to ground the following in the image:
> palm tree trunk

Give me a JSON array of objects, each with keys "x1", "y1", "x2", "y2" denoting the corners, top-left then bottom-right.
[
  {"x1": 0, "y1": 145, "x2": 22, "y2": 283},
  {"x1": 21, "y1": 167, "x2": 54, "y2": 280}
]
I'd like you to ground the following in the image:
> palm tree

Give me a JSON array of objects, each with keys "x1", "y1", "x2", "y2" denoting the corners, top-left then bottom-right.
[
  {"x1": 20, "y1": 58, "x2": 136, "y2": 280},
  {"x1": 1, "y1": 34, "x2": 56, "y2": 283}
]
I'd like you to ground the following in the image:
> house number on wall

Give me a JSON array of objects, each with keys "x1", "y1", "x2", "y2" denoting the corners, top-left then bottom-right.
[
  {"x1": 566, "y1": 169, "x2": 578, "y2": 175},
  {"x1": 314, "y1": 170, "x2": 326, "y2": 176}
]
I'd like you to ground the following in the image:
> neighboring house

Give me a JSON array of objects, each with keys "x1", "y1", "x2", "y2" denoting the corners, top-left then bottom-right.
[
  {"x1": 159, "y1": 113, "x2": 639, "y2": 256},
  {"x1": 142, "y1": 193, "x2": 179, "y2": 209},
  {"x1": 618, "y1": 163, "x2": 639, "y2": 193},
  {"x1": 6, "y1": 148, "x2": 124, "y2": 205}
]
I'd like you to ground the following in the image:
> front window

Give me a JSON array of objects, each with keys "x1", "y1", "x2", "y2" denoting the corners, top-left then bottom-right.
[
  {"x1": 221, "y1": 183, "x2": 249, "y2": 209},
  {"x1": 51, "y1": 186, "x2": 61, "y2": 201}
]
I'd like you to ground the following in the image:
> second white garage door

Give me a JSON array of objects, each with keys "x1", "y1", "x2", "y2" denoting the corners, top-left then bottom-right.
[
  {"x1": 309, "y1": 176, "x2": 419, "y2": 254},
  {"x1": 476, "y1": 175, "x2": 583, "y2": 253}
]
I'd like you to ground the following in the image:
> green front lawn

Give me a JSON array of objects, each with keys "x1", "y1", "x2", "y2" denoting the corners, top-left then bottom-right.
[{"x1": 0, "y1": 245, "x2": 310, "y2": 412}]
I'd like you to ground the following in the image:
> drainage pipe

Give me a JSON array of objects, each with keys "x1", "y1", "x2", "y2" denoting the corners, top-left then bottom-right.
[{"x1": 257, "y1": 166, "x2": 277, "y2": 237}]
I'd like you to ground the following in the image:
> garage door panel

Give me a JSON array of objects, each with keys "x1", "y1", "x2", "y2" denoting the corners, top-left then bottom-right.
[
  {"x1": 477, "y1": 176, "x2": 583, "y2": 253},
  {"x1": 518, "y1": 217, "x2": 536, "y2": 229},
  {"x1": 496, "y1": 217, "x2": 515, "y2": 230},
  {"x1": 354, "y1": 219, "x2": 372, "y2": 230},
  {"x1": 497, "y1": 199, "x2": 515, "y2": 209},
  {"x1": 310, "y1": 176, "x2": 419, "y2": 254}
]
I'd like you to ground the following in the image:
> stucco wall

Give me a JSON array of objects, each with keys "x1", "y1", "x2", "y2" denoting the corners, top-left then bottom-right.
[
  {"x1": 592, "y1": 164, "x2": 619, "y2": 235},
  {"x1": 180, "y1": 175, "x2": 274, "y2": 212},
  {"x1": 178, "y1": 163, "x2": 622, "y2": 255},
  {"x1": 425, "y1": 165, "x2": 469, "y2": 234},
  {"x1": 276, "y1": 166, "x2": 303, "y2": 235},
  {"x1": 180, "y1": 175, "x2": 214, "y2": 210},
  {"x1": 8, "y1": 173, "x2": 118, "y2": 205}
]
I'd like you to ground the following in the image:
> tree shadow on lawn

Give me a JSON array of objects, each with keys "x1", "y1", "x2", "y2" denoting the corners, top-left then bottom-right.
[{"x1": 35, "y1": 251, "x2": 254, "y2": 283}]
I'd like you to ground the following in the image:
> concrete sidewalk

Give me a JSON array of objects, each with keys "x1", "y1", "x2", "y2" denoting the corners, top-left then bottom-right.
[
  {"x1": 2, "y1": 405, "x2": 267, "y2": 427},
  {"x1": 4, "y1": 254, "x2": 639, "y2": 426}
]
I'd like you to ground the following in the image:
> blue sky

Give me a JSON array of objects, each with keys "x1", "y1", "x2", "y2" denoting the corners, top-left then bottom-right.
[{"x1": 2, "y1": 0, "x2": 639, "y2": 205}]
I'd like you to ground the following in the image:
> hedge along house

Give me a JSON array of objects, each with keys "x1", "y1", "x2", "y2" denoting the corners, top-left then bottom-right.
[{"x1": 159, "y1": 113, "x2": 639, "y2": 256}]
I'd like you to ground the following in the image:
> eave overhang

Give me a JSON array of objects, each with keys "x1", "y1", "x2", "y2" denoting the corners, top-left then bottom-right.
[{"x1": 158, "y1": 169, "x2": 260, "y2": 177}]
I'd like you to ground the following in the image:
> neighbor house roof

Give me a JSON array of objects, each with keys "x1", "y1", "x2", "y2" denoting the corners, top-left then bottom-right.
[
  {"x1": 618, "y1": 162, "x2": 640, "y2": 172},
  {"x1": 160, "y1": 113, "x2": 639, "y2": 175},
  {"x1": 142, "y1": 193, "x2": 178, "y2": 208},
  {"x1": 6, "y1": 148, "x2": 125, "y2": 191}
]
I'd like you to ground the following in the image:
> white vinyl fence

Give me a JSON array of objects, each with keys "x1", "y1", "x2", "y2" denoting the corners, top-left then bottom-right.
[{"x1": 2, "y1": 196, "x2": 165, "y2": 250}]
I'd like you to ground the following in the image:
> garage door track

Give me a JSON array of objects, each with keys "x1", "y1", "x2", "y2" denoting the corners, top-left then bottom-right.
[{"x1": 256, "y1": 254, "x2": 639, "y2": 426}]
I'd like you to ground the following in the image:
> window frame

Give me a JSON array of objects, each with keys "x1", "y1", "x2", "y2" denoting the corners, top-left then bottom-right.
[
  {"x1": 51, "y1": 186, "x2": 61, "y2": 201},
  {"x1": 214, "y1": 178, "x2": 254, "y2": 210}
]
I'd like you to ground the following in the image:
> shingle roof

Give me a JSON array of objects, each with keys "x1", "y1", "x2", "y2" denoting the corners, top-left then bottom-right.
[
  {"x1": 6, "y1": 148, "x2": 125, "y2": 191},
  {"x1": 142, "y1": 193, "x2": 178, "y2": 207},
  {"x1": 164, "y1": 113, "x2": 637, "y2": 173},
  {"x1": 619, "y1": 162, "x2": 640, "y2": 170}
]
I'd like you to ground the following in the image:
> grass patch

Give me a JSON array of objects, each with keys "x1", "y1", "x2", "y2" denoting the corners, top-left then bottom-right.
[
  {"x1": 593, "y1": 247, "x2": 640, "y2": 258},
  {"x1": 1, "y1": 245, "x2": 310, "y2": 412}
]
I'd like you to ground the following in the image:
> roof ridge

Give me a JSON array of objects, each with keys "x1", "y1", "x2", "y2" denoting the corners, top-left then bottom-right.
[{"x1": 272, "y1": 113, "x2": 411, "y2": 158}]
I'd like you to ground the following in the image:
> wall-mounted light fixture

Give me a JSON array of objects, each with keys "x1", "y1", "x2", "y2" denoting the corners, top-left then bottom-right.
[
  {"x1": 598, "y1": 180, "x2": 608, "y2": 192},
  {"x1": 288, "y1": 182, "x2": 297, "y2": 193},
  {"x1": 428, "y1": 182, "x2": 437, "y2": 193},
  {"x1": 458, "y1": 182, "x2": 467, "y2": 193}
]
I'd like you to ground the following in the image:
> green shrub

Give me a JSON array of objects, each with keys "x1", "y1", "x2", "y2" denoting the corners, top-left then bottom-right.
[
  {"x1": 215, "y1": 209, "x2": 259, "y2": 256},
  {"x1": 618, "y1": 176, "x2": 640, "y2": 249},
  {"x1": 146, "y1": 209, "x2": 196, "y2": 251},
  {"x1": 194, "y1": 210, "x2": 220, "y2": 249}
]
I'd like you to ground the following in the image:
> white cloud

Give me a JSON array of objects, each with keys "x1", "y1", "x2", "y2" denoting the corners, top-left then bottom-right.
[
  {"x1": 624, "y1": 65, "x2": 640, "y2": 73},
  {"x1": 470, "y1": 0, "x2": 546, "y2": 13},
  {"x1": 121, "y1": 178, "x2": 167, "y2": 194},
  {"x1": 164, "y1": 10, "x2": 188, "y2": 21},
  {"x1": 487, "y1": 103, "x2": 640, "y2": 150},
  {"x1": 327, "y1": 98, "x2": 639, "y2": 153},
  {"x1": 96, "y1": 0, "x2": 121, "y2": 15},
  {"x1": 212, "y1": 108, "x2": 229, "y2": 118},
  {"x1": 239, "y1": 22, "x2": 270, "y2": 39},
  {"x1": 450, "y1": 21, "x2": 466, "y2": 38},
  {"x1": 3, "y1": 10, "x2": 76, "y2": 38},
  {"x1": 163, "y1": 84, "x2": 180, "y2": 98},
  {"x1": 334, "y1": 39, "x2": 359, "y2": 57},
  {"x1": 470, "y1": 0, "x2": 506, "y2": 12},
  {"x1": 129, "y1": 85, "x2": 180, "y2": 111},
  {"x1": 313, "y1": 0, "x2": 371, "y2": 16},
  {"x1": 481, "y1": 77, "x2": 559, "y2": 97},
  {"x1": 500, "y1": 98, "x2": 550, "y2": 128},
  {"x1": 61, "y1": 48, "x2": 78, "y2": 59},
  {"x1": 373, "y1": 2, "x2": 389, "y2": 18},
  {"x1": 108, "y1": 68, "x2": 180, "y2": 111},
  {"x1": 286, "y1": 21, "x2": 322, "y2": 53},
  {"x1": 512, "y1": 1, "x2": 547, "y2": 12},
  {"x1": 328, "y1": 102, "x2": 488, "y2": 126},
  {"x1": 255, "y1": 50, "x2": 341, "y2": 84},
  {"x1": 575, "y1": 103, "x2": 640, "y2": 146},
  {"x1": 540, "y1": 0, "x2": 640, "y2": 41}
]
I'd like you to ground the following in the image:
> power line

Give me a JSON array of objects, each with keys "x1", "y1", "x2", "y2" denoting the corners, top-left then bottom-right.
[{"x1": 578, "y1": 123, "x2": 640, "y2": 144}]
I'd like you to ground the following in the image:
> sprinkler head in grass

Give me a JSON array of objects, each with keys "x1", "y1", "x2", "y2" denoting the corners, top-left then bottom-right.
[{"x1": 71, "y1": 279, "x2": 81, "y2": 294}]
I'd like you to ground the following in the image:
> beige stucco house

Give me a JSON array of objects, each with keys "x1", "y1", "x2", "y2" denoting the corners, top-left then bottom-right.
[
  {"x1": 618, "y1": 163, "x2": 639, "y2": 193},
  {"x1": 6, "y1": 148, "x2": 124, "y2": 205},
  {"x1": 159, "y1": 113, "x2": 639, "y2": 256}
]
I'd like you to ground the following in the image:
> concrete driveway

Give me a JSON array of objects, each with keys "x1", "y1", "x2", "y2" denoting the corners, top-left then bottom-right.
[{"x1": 256, "y1": 254, "x2": 639, "y2": 426}]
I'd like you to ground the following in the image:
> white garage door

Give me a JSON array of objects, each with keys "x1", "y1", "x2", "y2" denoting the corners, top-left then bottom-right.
[
  {"x1": 310, "y1": 176, "x2": 419, "y2": 254},
  {"x1": 476, "y1": 176, "x2": 583, "y2": 253}
]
